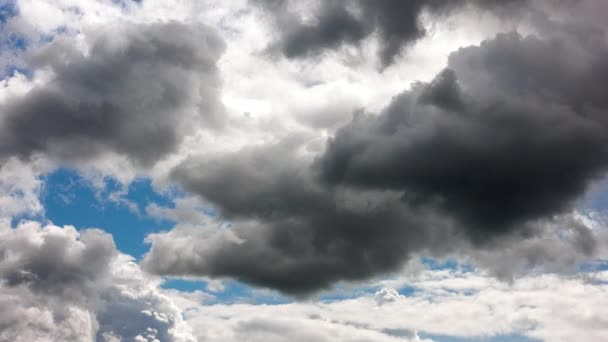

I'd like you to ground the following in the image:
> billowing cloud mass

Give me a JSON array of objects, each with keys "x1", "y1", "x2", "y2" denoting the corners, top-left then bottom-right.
[
  {"x1": 143, "y1": 1, "x2": 608, "y2": 295},
  {"x1": 0, "y1": 20, "x2": 224, "y2": 166},
  {"x1": 254, "y1": 0, "x2": 526, "y2": 67},
  {"x1": 0, "y1": 219, "x2": 195, "y2": 342},
  {"x1": 144, "y1": 140, "x2": 447, "y2": 294},
  {"x1": 320, "y1": 30, "x2": 608, "y2": 239}
]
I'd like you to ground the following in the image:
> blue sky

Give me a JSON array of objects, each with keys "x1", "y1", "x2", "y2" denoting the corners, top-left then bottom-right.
[{"x1": 42, "y1": 169, "x2": 174, "y2": 257}]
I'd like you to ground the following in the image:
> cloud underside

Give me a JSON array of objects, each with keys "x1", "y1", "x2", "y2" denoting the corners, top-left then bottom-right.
[{"x1": 145, "y1": 17, "x2": 608, "y2": 294}]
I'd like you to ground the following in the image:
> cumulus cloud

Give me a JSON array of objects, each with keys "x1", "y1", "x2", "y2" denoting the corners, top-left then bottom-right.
[
  {"x1": 254, "y1": 0, "x2": 528, "y2": 67},
  {"x1": 143, "y1": 138, "x2": 459, "y2": 295},
  {"x1": 0, "y1": 219, "x2": 196, "y2": 341},
  {"x1": 143, "y1": 2, "x2": 608, "y2": 295},
  {"x1": 0, "y1": 156, "x2": 49, "y2": 218},
  {"x1": 0, "y1": 19, "x2": 225, "y2": 167},
  {"x1": 320, "y1": 27, "x2": 608, "y2": 239},
  {"x1": 144, "y1": 136, "x2": 606, "y2": 295}
]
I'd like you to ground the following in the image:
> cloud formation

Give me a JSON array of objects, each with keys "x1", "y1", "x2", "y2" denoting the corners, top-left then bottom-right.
[
  {"x1": 144, "y1": 136, "x2": 604, "y2": 296},
  {"x1": 0, "y1": 219, "x2": 196, "y2": 341},
  {"x1": 144, "y1": 2, "x2": 608, "y2": 295},
  {"x1": 0, "y1": 20, "x2": 224, "y2": 166},
  {"x1": 320, "y1": 30, "x2": 608, "y2": 239},
  {"x1": 255, "y1": 0, "x2": 527, "y2": 67},
  {"x1": 174, "y1": 266, "x2": 608, "y2": 342},
  {"x1": 144, "y1": 140, "x2": 446, "y2": 294}
]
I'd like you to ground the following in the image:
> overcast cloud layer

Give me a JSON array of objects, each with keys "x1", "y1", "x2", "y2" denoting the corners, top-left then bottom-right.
[{"x1": 2, "y1": 0, "x2": 608, "y2": 340}]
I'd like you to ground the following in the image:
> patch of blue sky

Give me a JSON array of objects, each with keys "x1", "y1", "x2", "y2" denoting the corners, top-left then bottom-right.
[
  {"x1": 161, "y1": 278, "x2": 209, "y2": 293},
  {"x1": 397, "y1": 285, "x2": 419, "y2": 297},
  {"x1": 213, "y1": 282, "x2": 289, "y2": 305},
  {"x1": 39, "y1": 25, "x2": 70, "y2": 44},
  {"x1": 0, "y1": 2, "x2": 26, "y2": 51},
  {"x1": 579, "y1": 259, "x2": 608, "y2": 273},
  {"x1": 42, "y1": 168, "x2": 175, "y2": 258},
  {"x1": 419, "y1": 333, "x2": 541, "y2": 342},
  {"x1": 1, "y1": 32, "x2": 27, "y2": 51},
  {"x1": 319, "y1": 283, "x2": 383, "y2": 302},
  {"x1": 420, "y1": 256, "x2": 475, "y2": 273},
  {"x1": 318, "y1": 281, "x2": 420, "y2": 303},
  {"x1": 579, "y1": 178, "x2": 608, "y2": 212},
  {"x1": 0, "y1": 1, "x2": 17, "y2": 25},
  {"x1": 195, "y1": 282, "x2": 289, "y2": 305},
  {"x1": 112, "y1": 0, "x2": 142, "y2": 12},
  {"x1": 162, "y1": 277, "x2": 296, "y2": 304},
  {"x1": 318, "y1": 258, "x2": 477, "y2": 302},
  {"x1": 2, "y1": 64, "x2": 32, "y2": 79}
]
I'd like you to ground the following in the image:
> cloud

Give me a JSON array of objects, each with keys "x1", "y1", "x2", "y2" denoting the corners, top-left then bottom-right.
[
  {"x1": 0, "y1": 219, "x2": 196, "y2": 341},
  {"x1": 4, "y1": 217, "x2": 606, "y2": 341},
  {"x1": 319, "y1": 28, "x2": 608, "y2": 240},
  {"x1": 143, "y1": 138, "x2": 458, "y2": 295},
  {"x1": 146, "y1": 196, "x2": 212, "y2": 225},
  {"x1": 172, "y1": 267, "x2": 608, "y2": 342},
  {"x1": 0, "y1": 156, "x2": 49, "y2": 218},
  {"x1": 143, "y1": 3, "x2": 608, "y2": 295},
  {"x1": 144, "y1": 136, "x2": 606, "y2": 295},
  {"x1": 0, "y1": 20, "x2": 225, "y2": 167},
  {"x1": 254, "y1": 0, "x2": 528, "y2": 67}
]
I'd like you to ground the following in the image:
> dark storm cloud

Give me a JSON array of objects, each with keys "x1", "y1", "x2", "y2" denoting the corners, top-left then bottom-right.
[
  {"x1": 0, "y1": 21, "x2": 225, "y2": 166},
  {"x1": 145, "y1": 11, "x2": 608, "y2": 295},
  {"x1": 319, "y1": 30, "x2": 608, "y2": 238},
  {"x1": 144, "y1": 139, "x2": 455, "y2": 295},
  {"x1": 254, "y1": 0, "x2": 527, "y2": 67}
]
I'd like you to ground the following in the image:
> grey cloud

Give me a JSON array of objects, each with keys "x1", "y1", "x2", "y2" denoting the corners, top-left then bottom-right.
[
  {"x1": 146, "y1": 9, "x2": 608, "y2": 295},
  {"x1": 0, "y1": 21, "x2": 225, "y2": 166},
  {"x1": 254, "y1": 0, "x2": 528, "y2": 68},
  {"x1": 144, "y1": 140, "x2": 456, "y2": 295},
  {"x1": 319, "y1": 30, "x2": 608, "y2": 241}
]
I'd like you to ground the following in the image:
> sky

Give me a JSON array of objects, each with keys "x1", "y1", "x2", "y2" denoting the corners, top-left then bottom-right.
[{"x1": 1, "y1": 0, "x2": 608, "y2": 341}]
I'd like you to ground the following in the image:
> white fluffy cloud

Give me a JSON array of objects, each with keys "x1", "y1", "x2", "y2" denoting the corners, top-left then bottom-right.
[
  {"x1": 0, "y1": 219, "x2": 196, "y2": 342},
  {"x1": 171, "y1": 267, "x2": 608, "y2": 342},
  {"x1": 0, "y1": 157, "x2": 49, "y2": 218}
]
